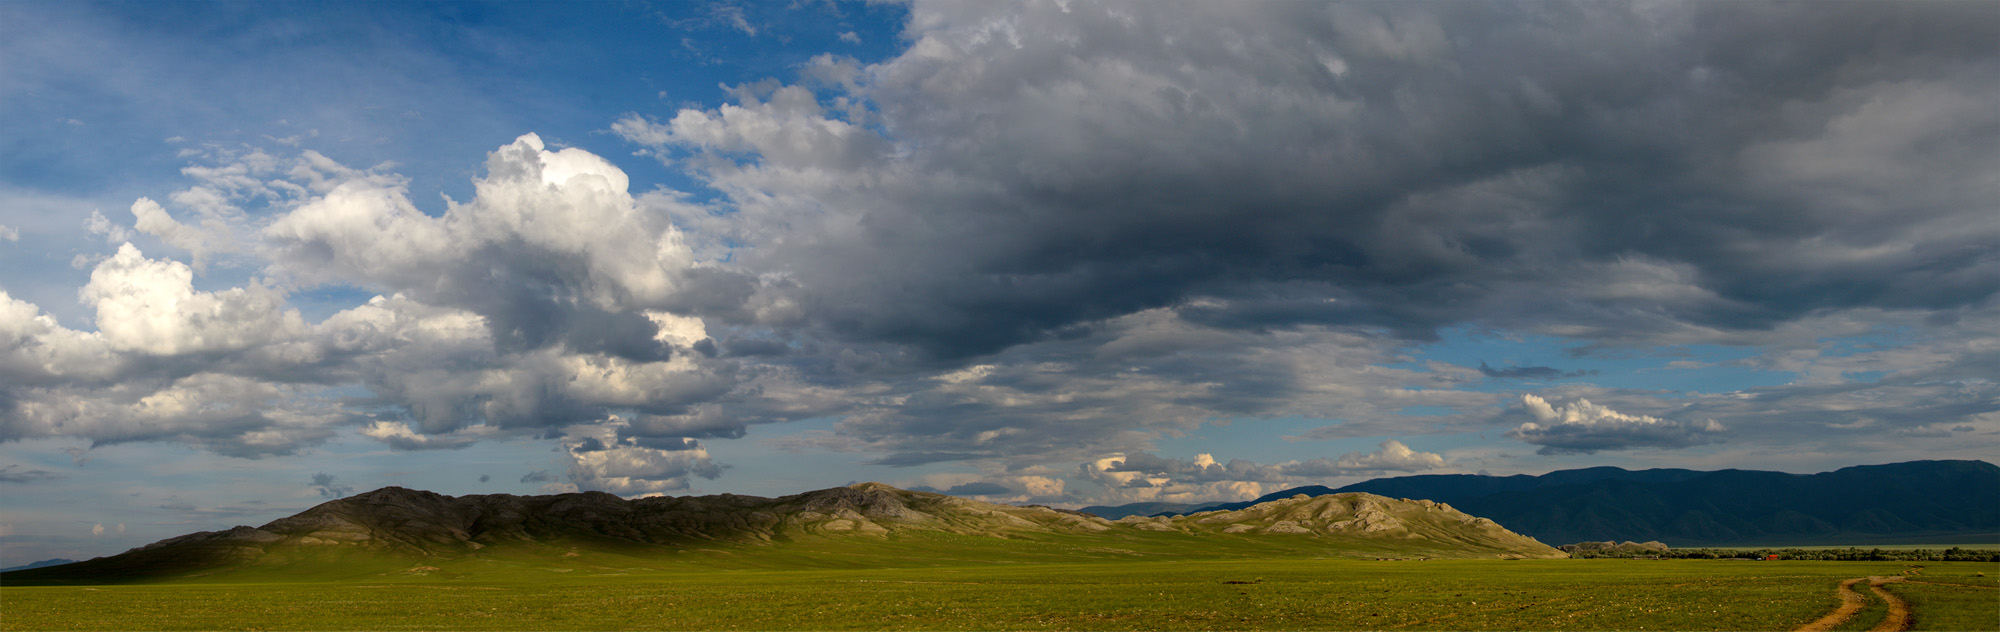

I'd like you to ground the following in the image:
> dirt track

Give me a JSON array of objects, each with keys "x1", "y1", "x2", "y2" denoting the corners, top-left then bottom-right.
[
  {"x1": 1791, "y1": 576, "x2": 1909, "y2": 632},
  {"x1": 1863, "y1": 577, "x2": 1911, "y2": 632}
]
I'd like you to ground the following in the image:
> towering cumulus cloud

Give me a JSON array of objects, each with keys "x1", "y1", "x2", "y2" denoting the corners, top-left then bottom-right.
[
  {"x1": 261, "y1": 135, "x2": 750, "y2": 433},
  {"x1": 0, "y1": 135, "x2": 763, "y2": 488},
  {"x1": 257, "y1": 135, "x2": 759, "y2": 487}
]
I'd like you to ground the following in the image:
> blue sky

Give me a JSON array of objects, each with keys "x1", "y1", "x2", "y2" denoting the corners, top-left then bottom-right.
[{"x1": 3, "y1": 0, "x2": 1997, "y2": 566}]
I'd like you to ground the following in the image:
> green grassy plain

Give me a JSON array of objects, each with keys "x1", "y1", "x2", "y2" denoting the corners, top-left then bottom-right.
[
  {"x1": 1701, "y1": 544, "x2": 2000, "y2": 552},
  {"x1": 1893, "y1": 577, "x2": 2000, "y2": 632},
  {"x1": 6, "y1": 557, "x2": 1997, "y2": 631}
]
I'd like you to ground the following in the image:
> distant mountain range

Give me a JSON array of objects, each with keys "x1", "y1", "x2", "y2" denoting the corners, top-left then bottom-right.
[
  {"x1": 0, "y1": 558, "x2": 76, "y2": 573},
  {"x1": 1081, "y1": 460, "x2": 2000, "y2": 546},
  {"x1": 3, "y1": 483, "x2": 1561, "y2": 584}
]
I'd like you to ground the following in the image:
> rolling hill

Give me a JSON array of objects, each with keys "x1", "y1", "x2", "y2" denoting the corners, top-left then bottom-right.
[
  {"x1": 2, "y1": 483, "x2": 1562, "y2": 584},
  {"x1": 1092, "y1": 460, "x2": 2000, "y2": 546}
]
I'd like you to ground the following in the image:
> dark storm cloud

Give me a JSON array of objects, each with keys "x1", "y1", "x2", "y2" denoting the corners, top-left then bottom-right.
[
  {"x1": 519, "y1": 470, "x2": 556, "y2": 483},
  {"x1": 777, "y1": 304, "x2": 1493, "y2": 467},
  {"x1": 631, "y1": 1, "x2": 2000, "y2": 360},
  {"x1": 595, "y1": 0, "x2": 2000, "y2": 470}
]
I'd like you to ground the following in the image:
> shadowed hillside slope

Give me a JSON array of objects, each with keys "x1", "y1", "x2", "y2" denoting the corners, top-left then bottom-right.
[{"x1": 3, "y1": 483, "x2": 1561, "y2": 584}]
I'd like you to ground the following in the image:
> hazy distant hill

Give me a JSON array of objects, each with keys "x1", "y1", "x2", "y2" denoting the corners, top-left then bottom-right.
[
  {"x1": 3, "y1": 483, "x2": 1561, "y2": 584},
  {"x1": 1103, "y1": 460, "x2": 1999, "y2": 546},
  {"x1": 0, "y1": 558, "x2": 77, "y2": 573},
  {"x1": 1075, "y1": 500, "x2": 1218, "y2": 519}
]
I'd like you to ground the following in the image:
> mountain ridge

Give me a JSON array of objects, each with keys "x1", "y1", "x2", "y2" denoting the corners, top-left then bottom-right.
[
  {"x1": 3, "y1": 482, "x2": 1562, "y2": 584},
  {"x1": 0, "y1": 558, "x2": 77, "y2": 573},
  {"x1": 1086, "y1": 460, "x2": 1999, "y2": 546}
]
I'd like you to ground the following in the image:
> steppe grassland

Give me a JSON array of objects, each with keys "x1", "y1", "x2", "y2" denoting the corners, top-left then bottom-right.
[
  {"x1": 5, "y1": 558, "x2": 1995, "y2": 631},
  {"x1": 1891, "y1": 578, "x2": 2000, "y2": 632}
]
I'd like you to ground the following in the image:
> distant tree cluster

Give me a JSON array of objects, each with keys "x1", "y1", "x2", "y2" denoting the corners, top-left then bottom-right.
[
  {"x1": 1560, "y1": 541, "x2": 1670, "y2": 558},
  {"x1": 1565, "y1": 545, "x2": 2000, "y2": 562}
]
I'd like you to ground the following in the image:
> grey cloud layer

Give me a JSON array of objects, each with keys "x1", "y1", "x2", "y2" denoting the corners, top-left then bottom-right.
[
  {"x1": 627, "y1": 1, "x2": 2000, "y2": 355},
  {"x1": 604, "y1": 0, "x2": 1998, "y2": 473}
]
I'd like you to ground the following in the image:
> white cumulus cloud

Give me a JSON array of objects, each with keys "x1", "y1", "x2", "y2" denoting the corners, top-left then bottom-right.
[
  {"x1": 263, "y1": 133, "x2": 715, "y2": 313},
  {"x1": 1507, "y1": 394, "x2": 1725, "y2": 455},
  {"x1": 80, "y1": 244, "x2": 304, "y2": 356},
  {"x1": 358, "y1": 420, "x2": 479, "y2": 451},
  {"x1": 129, "y1": 197, "x2": 239, "y2": 269},
  {"x1": 1328, "y1": 440, "x2": 1448, "y2": 473},
  {"x1": 564, "y1": 432, "x2": 724, "y2": 496}
]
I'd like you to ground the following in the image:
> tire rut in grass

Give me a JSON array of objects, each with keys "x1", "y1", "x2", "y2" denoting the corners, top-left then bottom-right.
[
  {"x1": 1793, "y1": 577, "x2": 1911, "y2": 632},
  {"x1": 1794, "y1": 578, "x2": 1870, "y2": 632},
  {"x1": 1863, "y1": 578, "x2": 1909, "y2": 632}
]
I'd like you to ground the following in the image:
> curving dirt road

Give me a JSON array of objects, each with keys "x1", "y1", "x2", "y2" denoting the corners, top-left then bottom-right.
[{"x1": 1791, "y1": 576, "x2": 1909, "y2": 632}]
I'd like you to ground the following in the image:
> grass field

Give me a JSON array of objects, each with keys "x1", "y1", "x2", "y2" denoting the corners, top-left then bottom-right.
[
  {"x1": 1891, "y1": 578, "x2": 2000, "y2": 632},
  {"x1": 5, "y1": 557, "x2": 1995, "y2": 631}
]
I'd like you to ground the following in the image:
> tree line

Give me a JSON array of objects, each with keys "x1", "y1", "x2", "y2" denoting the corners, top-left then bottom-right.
[{"x1": 1568, "y1": 546, "x2": 1999, "y2": 562}]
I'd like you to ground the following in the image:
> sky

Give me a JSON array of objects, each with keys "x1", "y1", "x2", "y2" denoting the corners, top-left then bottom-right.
[{"x1": 2, "y1": 0, "x2": 1997, "y2": 566}]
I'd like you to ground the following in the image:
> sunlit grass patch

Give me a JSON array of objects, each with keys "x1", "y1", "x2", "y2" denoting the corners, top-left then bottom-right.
[{"x1": 1895, "y1": 579, "x2": 2000, "y2": 632}]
